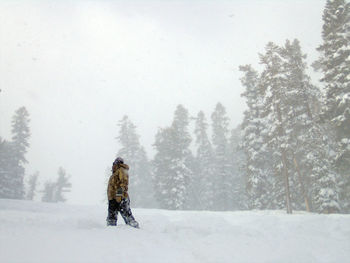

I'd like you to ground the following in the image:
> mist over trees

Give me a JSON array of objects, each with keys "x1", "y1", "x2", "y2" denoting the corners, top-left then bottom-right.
[
  {"x1": 0, "y1": 107, "x2": 30, "y2": 199},
  {"x1": 153, "y1": 105, "x2": 193, "y2": 210},
  {"x1": 1, "y1": 0, "x2": 349, "y2": 214},
  {"x1": 237, "y1": 0, "x2": 349, "y2": 214},
  {"x1": 114, "y1": 115, "x2": 155, "y2": 208},
  {"x1": 0, "y1": 107, "x2": 72, "y2": 203},
  {"x1": 41, "y1": 167, "x2": 72, "y2": 203},
  {"x1": 118, "y1": 0, "x2": 349, "y2": 213},
  {"x1": 115, "y1": 104, "x2": 245, "y2": 211},
  {"x1": 240, "y1": 39, "x2": 340, "y2": 214},
  {"x1": 192, "y1": 111, "x2": 215, "y2": 210},
  {"x1": 26, "y1": 171, "x2": 39, "y2": 200},
  {"x1": 314, "y1": 0, "x2": 350, "y2": 212}
]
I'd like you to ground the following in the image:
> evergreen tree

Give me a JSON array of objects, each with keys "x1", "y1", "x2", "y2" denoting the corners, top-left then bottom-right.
[
  {"x1": 41, "y1": 167, "x2": 71, "y2": 203},
  {"x1": 0, "y1": 138, "x2": 17, "y2": 198},
  {"x1": 211, "y1": 103, "x2": 233, "y2": 210},
  {"x1": 281, "y1": 39, "x2": 340, "y2": 213},
  {"x1": 314, "y1": 0, "x2": 350, "y2": 212},
  {"x1": 259, "y1": 42, "x2": 292, "y2": 213},
  {"x1": 41, "y1": 181, "x2": 55, "y2": 203},
  {"x1": 153, "y1": 127, "x2": 175, "y2": 209},
  {"x1": 1, "y1": 107, "x2": 31, "y2": 199},
  {"x1": 11, "y1": 107, "x2": 30, "y2": 164},
  {"x1": 153, "y1": 105, "x2": 193, "y2": 210},
  {"x1": 192, "y1": 111, "x2": 215, "y2": 210},
  {"x1": 241, "y1": 40, "x2": 340, "y2": 213},
  {"x1": 26, "y1": 172, "x2": 39, "y2": 200},
  {"x1": 53, "y1": 167, "x2": 72, "y2": 202},
  {"x1": 116, "y1": 116, "x2": 140, "y2": 166},
  {"x1": 133, "y1": 146, "x2": 155, "y2": 208},
  {"x1": 103, "y1": 166, "x2": 113, "y2": 203},
  {"x1": 115, "y1": 115, "x2": 154, "y2": 208},
  {"x1": 228, "y1": 126, "x2": 247, "y2": 210},
  {"x1": 239, "y1": 65, "x2": 274, "y2": 209}
]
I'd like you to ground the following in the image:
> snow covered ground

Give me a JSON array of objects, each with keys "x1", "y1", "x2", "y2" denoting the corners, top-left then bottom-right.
[{"x1": 0, "y1": 199, "x2": 349, "y2": 263}]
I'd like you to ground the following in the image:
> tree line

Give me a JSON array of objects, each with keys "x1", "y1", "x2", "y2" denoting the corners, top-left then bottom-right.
[
  {"x1": 113, "y1": 104, "x2": 246, "y2": 211},
  {"x1": 1, "y1": 0, "x2": 348, "y2": 213},
  {"x1": 239, "y1": 0, "x2": 349, "y2": 214},
  {"x1": 0, "y1": 107, "x2": 71, "y2": 203},
  {"x1": 117, "y1": 0, "x2": 349, "y2": 213}
]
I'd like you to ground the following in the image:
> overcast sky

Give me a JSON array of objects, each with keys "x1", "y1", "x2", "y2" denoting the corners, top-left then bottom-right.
[{"x1": 0, "y1": 0, "x2": 325, "y2": 205}]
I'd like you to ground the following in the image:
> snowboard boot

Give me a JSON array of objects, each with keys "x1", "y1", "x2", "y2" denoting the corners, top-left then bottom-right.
[
  {"x1": 106, "y1": 211, "x2": 118, "y2": 226},
  {"x1": 127, "y1": 219, "x2": 139, "y2": 228},
  {"x1": 123, "y1": 214, "x2": 139, "y2": 228},
  {"x1": 119, "y1": 198, "x2": 139, "y2": 228},
  {"x1": 106, "y1": 218, "x2": 117, "y2": 226}
]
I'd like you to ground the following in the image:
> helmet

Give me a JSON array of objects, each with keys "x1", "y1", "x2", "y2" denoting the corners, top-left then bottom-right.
[{"x1": 113, "y1": 157, "x2": 124, "y2": 165}]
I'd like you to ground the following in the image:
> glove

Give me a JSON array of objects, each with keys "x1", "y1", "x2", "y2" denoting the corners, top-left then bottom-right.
[{"x1": 116, "y1": 187, "x2": 123, "y2": 202}]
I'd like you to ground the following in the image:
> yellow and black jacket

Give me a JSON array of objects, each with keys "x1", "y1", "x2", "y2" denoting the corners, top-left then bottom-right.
[{"x1": 107, "y1": 163, "x2": 129, "y2": 202}]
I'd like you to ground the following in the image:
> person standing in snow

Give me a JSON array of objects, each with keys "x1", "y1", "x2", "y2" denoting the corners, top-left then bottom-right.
[{"x1": 107, "y1": 157, "x2": 139, "y2": 228}]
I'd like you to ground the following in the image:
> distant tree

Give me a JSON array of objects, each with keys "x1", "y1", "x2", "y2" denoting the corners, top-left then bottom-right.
[
  {"x1": 115, "y1": 115, "x2": 155, "y2": 208},
  {"x1": 116, "y1": 116, "x2": 140, "y2": 166},
  {"x1": 211, "y1": 103, "x2": 234, "y2": 210},
  {"x1": 153, "y1": 105, "x2": 193, "y2": 210},
  {"x1": 41, "y1": 181, "x2": 56, "y2": 203},
  {"x1": 192, "y1": 111, "x2": 215, "y2": 210},
  {"x1": 103, "y1": 166, "x2": 112, "y2": 203},
  {"x1": 0, "y1": 138, "x2": 17, "y2": 198},
  {"x1": 228, "y1": 126, "x2": 247, "y2": 210},
  {"x1": 11, "y1": 107, "x2": 30, "y2": 165},
  {"x1": 153, "y1": 127, "x2": 175, "y2": 209},
  {"x1": 135, "y1": 147, "x2": 155, "y2": 207},
  {"x1": 314, "y1": 0, "x2": 350, "y2": 213},
  {"x1": 41, "y1": 167, "x2": 71, "y2": 203},
  {"x1": 26, "y1": 172, "x2": 39, "y2": 200},
  {"x1": 53, "y1": 167, "x2": 72, "y2": 202},
  {"x1": 0, "y1": 107, "x2": 31, "y2": 199},
  {"x1": 259, "y1": 42, "x2": 293, "y2": 213},
  {"x1": 239, "y1": 65, "x2": 274, "y2": 210}
]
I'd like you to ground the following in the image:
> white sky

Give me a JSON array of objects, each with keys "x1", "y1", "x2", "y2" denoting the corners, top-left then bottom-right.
[{"x1": 0, "y1": 0, "x2": 325, "y2": 205}]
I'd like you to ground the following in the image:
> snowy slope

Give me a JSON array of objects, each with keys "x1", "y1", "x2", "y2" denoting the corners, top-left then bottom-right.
[{"x1": 0, "y1": 200, "x2": 349, "y2": 263}]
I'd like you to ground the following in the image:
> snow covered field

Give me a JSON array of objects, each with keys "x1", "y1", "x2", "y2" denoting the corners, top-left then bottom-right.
[{"x1": 0, "y1": 200, "x2": 349, "y2": 263}]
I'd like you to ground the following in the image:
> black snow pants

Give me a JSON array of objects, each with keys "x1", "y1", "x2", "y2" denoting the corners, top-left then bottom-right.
[{"x1": 107, "y1": 198, "x2": 135, "y2": 226}]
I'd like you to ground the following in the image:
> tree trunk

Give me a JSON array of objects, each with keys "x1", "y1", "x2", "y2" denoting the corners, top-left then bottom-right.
[
  {"x1": 281, "y1": 150, "x2": 292, "y2": 214},
  {"x1": 293, "y1": 155, "x2": 311, "y2": 212},
  {"x1": 276, "y1": 102, "x2": 292, "y2": 214}
]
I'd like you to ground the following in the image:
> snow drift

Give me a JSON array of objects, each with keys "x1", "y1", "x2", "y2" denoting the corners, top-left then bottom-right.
[{"x1": 0, "y1": 199, "x2": 349, "y2": 263}]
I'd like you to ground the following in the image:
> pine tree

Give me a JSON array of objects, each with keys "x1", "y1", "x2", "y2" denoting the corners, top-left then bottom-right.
[
  {"x1": 115, "y1": 115, "x2": 154, "y2": 208},
  {"x1": 41, "y1": 181, "x2": 56, "y2": 203},
  {"x1": 53, "y1": 167, "x2": 72, "y2": 202},
  {"x1": 26, "y1": 172, "x2": 39, "y2": 200},
  {"x1": 103, "y1": 166, "x2": 112, "y2": 203},
  {"x1": 11, "y1": 107, "x2": 30, "y2": 164},
  {"x1": 228, "y1": 126, "x2": 247, "y2": 210},
  {"x1": 280, "y1": 39, "x2": 314, "y2": 211},
  {"x1": 133, "y1": 146, "x2": 155, "y2": 208},
  {"x1": 314, "y1": 0, "x2": 350, "y2": 212},
  {"x1": 9, "y1": 107, "x2": 31, "y2": 199},
  {"x1": 281, "y1": 39, "x2": 340, "y2": 213},
  {"x1": 41, "y1": 168, "x2": 71, "y2": 203},
  {"x1": 259, "y1": 42, "x2": 292, "y2": 213},
  {"x1": 153, "y1": 105, "x2": 193, "y2": 210},
  {"x1": 0, "y1": 138, "x2": 17, "y2": 198},
  {"x1": 239, "y1": 65, "x2": 275, "y2": 209},
  {"x1": 211, "y1": 103, "x2": 233, "y2": 210},
  {"x1": 192, "y1": 111, "x2": 215, "y2": 210},
  {"x1": 153, "y1": 127, "x2": 175, "y2": 209},
  {"x1": 116, "y1": 116, "x2": 140, "y2": 166}
]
